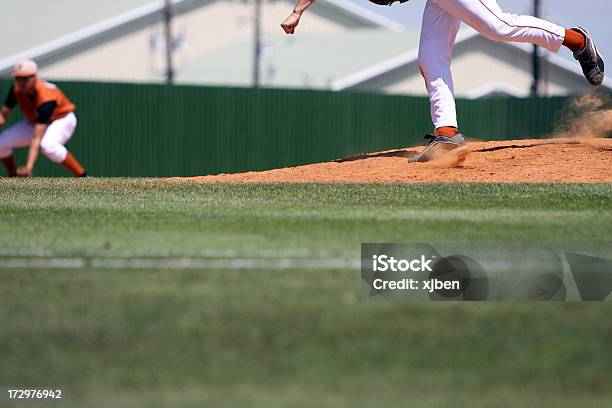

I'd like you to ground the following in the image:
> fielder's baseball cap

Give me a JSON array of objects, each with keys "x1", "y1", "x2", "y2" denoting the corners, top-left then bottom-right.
[{"x1": 13, "y1": 59, "x2": 38, "y2": 77}]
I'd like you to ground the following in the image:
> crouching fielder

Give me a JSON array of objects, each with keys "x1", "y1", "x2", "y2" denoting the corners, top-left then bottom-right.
[
  {"x1": 281, "y1": 0, "x2": 604, "y2": 163},
  {"x1": 0, "y1": 59, "x2": 86, "y2": 177}
]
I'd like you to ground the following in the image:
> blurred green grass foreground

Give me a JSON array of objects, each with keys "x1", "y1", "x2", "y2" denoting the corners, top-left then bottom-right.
[{"x1": 0, "y1": 179, "x2": 611, "y2": 407}]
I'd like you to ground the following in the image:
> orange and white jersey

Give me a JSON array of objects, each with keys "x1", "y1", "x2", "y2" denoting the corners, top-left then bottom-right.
[{"x1": 9, "y1": 80, "x2": 76, "y2": 124}]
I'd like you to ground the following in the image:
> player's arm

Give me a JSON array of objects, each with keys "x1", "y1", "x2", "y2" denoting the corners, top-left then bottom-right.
[
  {"x1": 17, "y1": 101, "x2": 56, "y2": 177},
  {"x1": 17, "y1": 123, "x2": 47, "y2": 176},
  {"x1": 0, "y1": 85, "x2": 17, "y2": 126},
  {"x1": 281, "y1": 0, "x2": 316, "y2": 34}
]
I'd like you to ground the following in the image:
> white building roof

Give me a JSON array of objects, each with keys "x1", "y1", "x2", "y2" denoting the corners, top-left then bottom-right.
[{"x1": 0, "y1": 0, "x2": 403, "y2": 76}]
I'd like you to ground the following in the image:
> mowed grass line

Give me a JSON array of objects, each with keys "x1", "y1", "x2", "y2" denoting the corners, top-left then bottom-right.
[
  {"x1": 0, "y1": 179, "x2": 611, "y2": 407},
  {"x1": 0, "y1": 179, "x2": 611, "y2": 252}
]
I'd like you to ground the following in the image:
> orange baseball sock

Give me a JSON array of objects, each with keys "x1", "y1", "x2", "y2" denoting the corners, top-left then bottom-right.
[
  {"x1": 435, "y1": 126, "x2": 459, "y2": 137},
  {"x1": 62, "y1": 152, "x2": 87, "y2": 177},
  {"x1": 1, "y1": 155, "x2": 17, "y2": 177},
  {"x1": 563, "y1": 28, "x2": 585, "y2": 53}
]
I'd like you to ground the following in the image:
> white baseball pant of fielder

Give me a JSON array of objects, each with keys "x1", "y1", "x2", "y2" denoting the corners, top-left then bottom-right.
[{"x1": 0, "y1": 112, "x2": 77, "y2": 164}]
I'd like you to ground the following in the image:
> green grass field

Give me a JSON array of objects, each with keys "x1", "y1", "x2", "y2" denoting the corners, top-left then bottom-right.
[{"x1": 1, "y1": 179, "x2": 611, "y2": 407}]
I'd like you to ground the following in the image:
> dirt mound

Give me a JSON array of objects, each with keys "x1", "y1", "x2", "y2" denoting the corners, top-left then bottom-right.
[{"x1": 173, "y1": 138, "x2": 612, "y2": 183}]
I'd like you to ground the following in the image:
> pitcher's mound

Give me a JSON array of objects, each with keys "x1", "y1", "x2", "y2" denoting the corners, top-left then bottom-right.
[{"x1": 174, "y1": 138, "x2": 612, "y2": 183}]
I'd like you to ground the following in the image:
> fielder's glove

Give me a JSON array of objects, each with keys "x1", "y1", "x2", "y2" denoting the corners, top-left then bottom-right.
[{"x1": 368, "y1": 0, "x2": 409, "y2": 5}]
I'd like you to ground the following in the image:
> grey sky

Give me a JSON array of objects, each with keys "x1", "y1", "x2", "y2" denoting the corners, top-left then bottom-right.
[{"x1": 351, "y1": 0, "x2": 611, "y2": 62}]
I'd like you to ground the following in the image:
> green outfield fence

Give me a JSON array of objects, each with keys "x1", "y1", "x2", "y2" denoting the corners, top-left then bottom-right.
[{"x1": 0, "y1": 80, "x2": 607, "y2": 177}]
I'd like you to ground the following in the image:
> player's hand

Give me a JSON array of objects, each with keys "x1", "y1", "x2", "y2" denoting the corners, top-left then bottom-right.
[
  {"x1": 281, "y1": 11, "x2": 301, "y2": 34},
  {"x1": 16, "y1": 166, "x2": 33, "y2": 177},
  {"x1": 0, "y1": 114, "x2": 5, "y2": 127}
]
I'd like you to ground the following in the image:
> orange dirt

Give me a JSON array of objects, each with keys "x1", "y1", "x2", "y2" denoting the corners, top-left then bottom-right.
[{"x1": 172, "y1": 138, "x2": 612, "y2": 183}]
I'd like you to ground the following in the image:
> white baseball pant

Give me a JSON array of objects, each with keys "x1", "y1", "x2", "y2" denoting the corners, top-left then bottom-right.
[
  {"x1": 418, "y1": 0, "x2": 566, "y2": 129},
  {"x1": 0, "y1": 112, "x2": 77, "y2": 163}
]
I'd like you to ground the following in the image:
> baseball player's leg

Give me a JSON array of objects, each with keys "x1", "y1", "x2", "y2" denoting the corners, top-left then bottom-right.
[
  {"x1": 433, "y1": 0, "x2": 604, "y2": 86},
  {"x1": 40, "y1": 112, "x2": 86, "y2": 177},
  {"x1": 410, "y1": 0, "x2": 467, "y2": 164},
  {"x1": 434, "y1": 0, "x2": 565, "y2": 51},
  {"x1": 0, "y1": 121, "x2": 35, "y2": 177},
  {"x1": 418, "y1": 0, "x2": 461, "y2": 132}
]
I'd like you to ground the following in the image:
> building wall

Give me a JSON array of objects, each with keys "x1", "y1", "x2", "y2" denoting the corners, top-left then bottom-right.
[{"x1": 40, "y1": 0, "x2": 364, "y2": 83}]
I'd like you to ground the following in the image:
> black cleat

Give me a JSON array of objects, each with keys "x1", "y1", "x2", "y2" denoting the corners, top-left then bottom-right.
[{"x1": 572, "y1": 27, "x2": 605, "y2": 87}]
